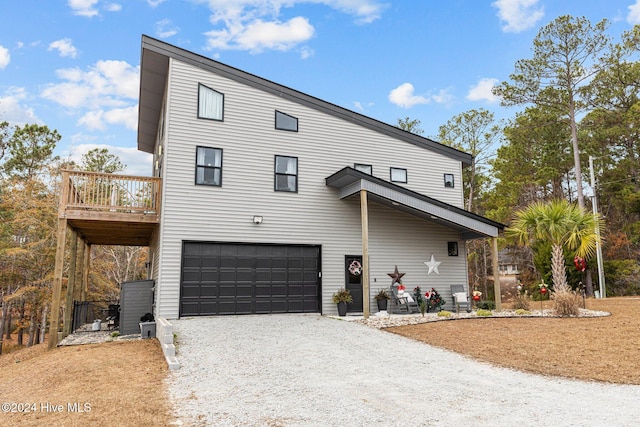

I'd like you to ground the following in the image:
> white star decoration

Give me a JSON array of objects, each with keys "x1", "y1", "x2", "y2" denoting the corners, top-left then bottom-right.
[{"x1": 424, "y1": 254, "x2": 441, "y2": 275}]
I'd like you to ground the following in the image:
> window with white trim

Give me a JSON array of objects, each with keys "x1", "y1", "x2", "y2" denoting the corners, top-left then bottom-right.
[
  {"x1": 274, "y1": 155, "x2": 298, "y2": 192},
  {"x1": 195, "y1": 146, "x2": 222, "y2": 186},
  {"x1": 198, "y1": 83, "x2": 224, "y2": 121}
]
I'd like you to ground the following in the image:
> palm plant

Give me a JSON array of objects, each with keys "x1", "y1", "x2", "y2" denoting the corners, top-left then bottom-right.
[{"x1": 506, "y1": 199, "x2": 603, "y2": 293}]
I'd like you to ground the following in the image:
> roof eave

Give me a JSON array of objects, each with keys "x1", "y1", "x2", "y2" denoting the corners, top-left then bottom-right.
[
  {"x1": 326, "y1": 167, "x2": 504, "y2": 238},
  {"x1": 136, "y1": 35, "x2": 473, "y2": 166}
]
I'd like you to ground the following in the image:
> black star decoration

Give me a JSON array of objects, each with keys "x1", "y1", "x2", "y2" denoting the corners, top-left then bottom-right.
[{"x1": 387, "y1": 265, "x2": 406, "y2": 285}]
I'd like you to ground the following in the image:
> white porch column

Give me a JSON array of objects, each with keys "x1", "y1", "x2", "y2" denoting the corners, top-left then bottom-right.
[
  {"x1": 360, "y1": 189, "x2": 370, "y2": 319},
  {"x1": 492, "y1": 237, "x2": 501, "y2": 311}
]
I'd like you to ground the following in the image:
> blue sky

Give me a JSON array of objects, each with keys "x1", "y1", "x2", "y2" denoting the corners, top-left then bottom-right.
[{"x1": 1, "y1": 0, "x2": 639, "y2": 175}]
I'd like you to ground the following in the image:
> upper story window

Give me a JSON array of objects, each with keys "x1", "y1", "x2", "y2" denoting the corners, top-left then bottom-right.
[
  {"x1": 274, "y1": 155, "x2": 298, "y2": 192},
  {"x1": 444, "y1": 173, "x2": 455, "y2": 188},
  {"x1": 275, "y1": 110, "x2": 298, "y2": 132},
  {"x1": 390, "y1": 167, "x2": 407, "y2": 183},
  {"x1": 195, "y1": 146, "x2": 222, "y2": 186},
  {"x1": 198, "y1": 83, "x2": 224, "y2": 121},
  {"x1": 354, "y1": 164, "x2": 372, "y2": 175}
]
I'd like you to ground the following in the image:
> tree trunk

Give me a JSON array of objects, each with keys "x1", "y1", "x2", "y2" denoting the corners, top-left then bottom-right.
[
  {"x1": 568, "y1": 99, "x2": 585, "y2": 209},
  {"x1": 551, "y1": 244, "x2": 569, "y2": 292},
  {"x1": 584, "y1": 268, "x2": 594, "y2": 297},
  {"x1": 4, "y1": 305, "x2": 12, "y2": 340},
  {"x1": 17, "y1": 300, "x2": 25, "y2": 346},
  {"x1": 0, "y1": 300, "x2": 9, "y2": 356},
  {"x1": 39, "y1": 305, "x2": 48, "y2": 345},
  {"x1": 27, "y1": 311, "x2": 37, "y2": 347}
]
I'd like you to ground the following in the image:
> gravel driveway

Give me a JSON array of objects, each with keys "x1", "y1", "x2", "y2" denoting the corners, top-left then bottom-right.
[{"x1": 168, "y1": 314, "x2": 640, "y2": 426}]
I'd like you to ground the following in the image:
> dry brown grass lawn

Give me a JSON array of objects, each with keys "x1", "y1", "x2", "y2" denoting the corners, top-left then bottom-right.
[
  {"x1": 0, "y1": 339, "x2": 172, "y2": 426},
  {"x1": 389, "y1": 297, "x2": 640, "y2": 384},
  {"x1": 0, "y1": 298, "x2": 637, "y2": 426}
]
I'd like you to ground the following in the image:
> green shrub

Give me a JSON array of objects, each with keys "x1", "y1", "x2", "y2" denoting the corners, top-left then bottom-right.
[
  {"x1": 332, "y1": 288, "x2": 353, "y2": 304},
  {"x1": 476, "y1": 309, "x2": 492, "y2": 317},
  {"x1": 515, "y1": 309, "x2": 531, "y2": 315},
  {"x1": 476, "y1": 300, "x2": 495, "y2": 310},
  {"x1": 437, "y1": 310, "x2": 452, "y2": 317},
  {"x1": 110, "y1": 331, "x2": 120, "y2": 338},
  {"x1": 602, "y1": 260, "x2": 640, "y2": 296}
]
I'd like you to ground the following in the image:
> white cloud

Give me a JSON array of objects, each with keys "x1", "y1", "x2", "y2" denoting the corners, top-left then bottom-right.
[
  {"x1": 147, "y1": 0, "x2": 166, "y2": 7},
  {"x1": 431, "y1": 87, "x2": 454, "y2": 105},
  {"x1": 388, "y1": 83, "x2": 429, "y2": 108},
  {"x1": 77, "y1": 110, "x2": 105, "y2": 130},
  {"x1": 315, "y1": 0, "x2": 386, "y2": 24},
  {"x1": 353, "y1": 100, "x2": 374, "y2": 112},
  {"x1": 0, "y1": 45, "x2": 9, "y2": 69},
  {"x1": 206, "y1": 16, "x2": 315, "y2": 52},
  {"x1": 238, "y1": 17, "x2": 315, "y2": 51},
  {"x1": 467, "y1": 78, "x2": 500, "y2": 102},
  {"x1": 48, "y1": 38, "x2": 78, "y2": 58},
  {"x1": 492, "y1": 0, "x2": 544, "y2": 33},
  {"x1": 628, "y1": 1, "x2": 640, "y2": 24},
  {"x1": 68, "y1": 0, "x2": 120, "y2": 17},
  {"x1": 200, "y1": 0, "x2": 384, "y2": 52},
  {"x1": 78, "y1": 105, "x2": 138, "y2": 131},
  {"x1": 156, "y1": 18, "x2": 180, "y2": 38},
  {"x1": 41, "y1": 60, "x2": 139, "y2": 109},
  {"x1": 63, "y1": 142, "x2": 153, "y2": 176},
  {"x1": 68, "y1": 0, "x2": 99, "y2": 17},
  {"x1": 300, "y1": 46, "x2": 314, "y2": 59},
  {"x1": 105, "y1": 3, "x2": 122, "y2": 12},
  {"x1": 0, "y1": 87, "x2": 40, "y2": 124},
  {"x1": 41, "y1": 60, "x2": 139, "y2": 131}
]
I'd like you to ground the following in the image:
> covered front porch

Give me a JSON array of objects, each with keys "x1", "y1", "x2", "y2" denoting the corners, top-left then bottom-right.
[
  {"x1": 48, "y1": 170, "x2": 161, "y2": 349},
  {"x1": 325, "y1": 167, "x2": 505, "y2": 318}
]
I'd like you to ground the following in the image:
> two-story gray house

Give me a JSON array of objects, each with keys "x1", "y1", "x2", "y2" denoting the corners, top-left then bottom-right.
[{"x1": 137, "y1": 35, "x2": 503, "y2": 319}]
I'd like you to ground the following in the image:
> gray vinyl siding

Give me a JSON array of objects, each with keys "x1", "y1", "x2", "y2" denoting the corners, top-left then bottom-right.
[{"x1": 155, "y1": 58, "x2": 468, "y2": 318}]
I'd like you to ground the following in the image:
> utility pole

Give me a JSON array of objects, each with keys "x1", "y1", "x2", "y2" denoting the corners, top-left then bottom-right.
[{"x1": 589, "y1": 156, "x2": 606, "y2": 299}]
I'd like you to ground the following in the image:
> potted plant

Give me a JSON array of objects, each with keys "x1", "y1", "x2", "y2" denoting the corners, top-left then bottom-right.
[
  {"x1": 374, "y1": 288, "x2": 390, "y2": 311},
  {"x1": 424, "y1": 288, "x2": 446, "y2": 312},
  {"x1": 332, "y1": 288, "x2": 353, "y2": 316}
]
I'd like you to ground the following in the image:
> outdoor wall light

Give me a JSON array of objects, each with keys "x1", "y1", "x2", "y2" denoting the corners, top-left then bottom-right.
[{"x1": 253, "y1": 215, "x2": 263, "y2": 225}]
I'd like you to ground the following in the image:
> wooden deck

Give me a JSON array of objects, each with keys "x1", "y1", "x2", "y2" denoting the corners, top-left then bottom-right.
[
  {"x1": 59, "y1": 170, "x2": 161, "y2": 246},
  {"x1": 49, "y1": 170, "x2": 162, "y2": 349}
]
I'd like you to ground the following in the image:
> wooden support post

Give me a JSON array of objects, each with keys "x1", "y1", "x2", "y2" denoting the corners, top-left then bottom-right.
[
  {"x1": 62, "y1": 230, "x2": 78, "y2": 337},
  {"x1": 73, "y1": 238, "x2": 85, "y2": 302},
  {"x1": 360, "y1": 190, "x2": 370, "y2": 319},
  {"x1": 48, "y1": 218, "x2": 68, "y2": 349},
  {"x1": 81, "y1": 243, "x2": 91, "y2": 302},
  {"x1": 492, "y1": 237, "x2": 501, "y2": 311}
]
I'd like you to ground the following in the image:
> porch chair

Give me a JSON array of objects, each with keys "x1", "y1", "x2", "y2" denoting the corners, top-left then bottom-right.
[
  {"x1": 450, "y1": 285, "x2": 471, "y2": 313},
  {"x1": 106, "y1": 304, "x2": 120, "y2": 330},
  {"x1": 390, "y1": 286, "x2": 420, "y2": 314}
]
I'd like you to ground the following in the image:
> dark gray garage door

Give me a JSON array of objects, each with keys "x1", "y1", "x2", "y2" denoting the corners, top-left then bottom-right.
[{"x1": 180, "y1": 242, "x2": 321, "y2": 316}]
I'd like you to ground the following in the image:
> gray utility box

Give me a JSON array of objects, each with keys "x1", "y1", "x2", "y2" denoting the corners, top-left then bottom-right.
[
  {"x1": 119, "y1": 280, "x2": 155, "y2": 335},
  {"x1": 140, "y1": 321, "x2": 156, "y2": 339}
]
